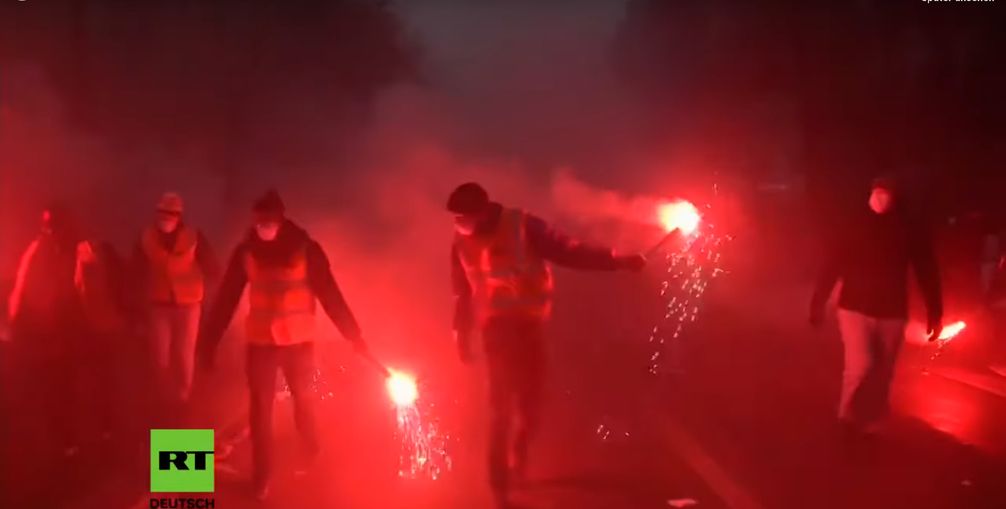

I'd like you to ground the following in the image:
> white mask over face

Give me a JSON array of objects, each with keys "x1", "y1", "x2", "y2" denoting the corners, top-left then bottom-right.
[
  {"x1": 256, "y1": 222, "x2": 280, "y2": 242},
  {"x1": 868, "y1": 189, "x2": 893, "y2": 215},
  {"x1": 157, "y1": 217, "x2": 180, "y2": 233},
  {"x1": 453, "y1": 215, "x2": 478, "y2": 236}
]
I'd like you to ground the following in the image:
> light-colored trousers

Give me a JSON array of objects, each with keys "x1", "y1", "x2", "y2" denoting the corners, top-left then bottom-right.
[
  {"x1": 150, "y1": 304, "x2": 202, "y2": 402},
  {"x1": 836, "y1": 309, "x2": 906, "y2": 425}
]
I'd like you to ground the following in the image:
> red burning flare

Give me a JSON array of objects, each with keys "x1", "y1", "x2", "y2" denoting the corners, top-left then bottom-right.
[
  {"x1": 658, "y1": 200, "x2": 700, "y2": 235},
  {"x1": 937, "y1": 320, "x2": 966, "y2": 341},
  {"x1": 386, "y1": 370, "x2": 419, "y2": 407}
]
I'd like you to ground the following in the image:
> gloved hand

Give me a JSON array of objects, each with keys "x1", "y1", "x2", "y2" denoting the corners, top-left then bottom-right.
[
  {"x1": 618, "y1": 254, "x2": 647, "y2": 272},
  {"x1": 927, "y1": 315, "x2": 943, "y2": 342},
  {"x1": 809, "y1": 306, "x2": 825, "y2": 329}
]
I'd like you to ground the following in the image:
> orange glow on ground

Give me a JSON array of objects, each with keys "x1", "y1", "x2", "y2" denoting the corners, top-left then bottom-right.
[{"x1": 658, "y1": 200, "x2": 700, "y2": 235}]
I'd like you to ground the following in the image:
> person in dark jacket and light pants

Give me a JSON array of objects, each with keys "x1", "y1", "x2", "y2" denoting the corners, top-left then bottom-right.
[{"x1": 810, "y1": 177, "x2": 943, "y2": 434}]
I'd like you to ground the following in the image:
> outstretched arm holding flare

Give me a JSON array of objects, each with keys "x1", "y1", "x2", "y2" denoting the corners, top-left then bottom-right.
[
  {"x1": 305, "y1": 240, "x2": 367, "y2": 353},
  {"x1": 909, "y1": 224, "x2": 943, "y2": 340},
  {"x1": 524, "y1": 215, "x2": 646, "y2": 271},
  {"x1": 451, "y1": 211, "x2": 646, "y2": 363}
]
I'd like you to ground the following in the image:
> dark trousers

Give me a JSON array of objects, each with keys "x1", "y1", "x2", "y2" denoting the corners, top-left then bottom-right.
[
  {"x1": 79, "y1": 328, "x2": 123, "y2": 435},
  {"x1": 246, "y1": 342, "x2": 318, "y2": 486},
  {"x1": 13, "y1": 331, "x2": 83, "y2": 451},
  {"x1": 483, "y1": 316, "x2": 546, "y2": 494}
]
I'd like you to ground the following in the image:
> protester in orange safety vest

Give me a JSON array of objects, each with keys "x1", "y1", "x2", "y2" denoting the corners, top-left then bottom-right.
[
  {"x1": 132, "y1": 192, "x2": 218, "y2": 406},
  {"x1": 447, "y1": 182, "x2": 646, "y2": 509},
  {"x1": 198, "y1": 190, "x2": 368, "y2": 501}
]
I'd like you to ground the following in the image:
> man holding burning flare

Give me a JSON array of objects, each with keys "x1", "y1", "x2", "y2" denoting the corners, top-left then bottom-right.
[
  {"x1": 810, "y1": 176, "x2": 943, "y2": 436},
  {"x1": 198, "y1": 190, "x2": 369, "y2": 500},
  {"x1": 447, "y1": 182, "x2": 646, "y2": 508}
]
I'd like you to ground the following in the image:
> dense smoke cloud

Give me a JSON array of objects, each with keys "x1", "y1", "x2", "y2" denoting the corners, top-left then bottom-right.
[
  {"x1": 0, "y1": 0, "x2": 657, "y2": 315},
  {"x1": 551, "y1": 168, "x2": 670, "y2": 230},
  {"x1": 15, "y1": 0, "x2": 989, "y2": 356}
]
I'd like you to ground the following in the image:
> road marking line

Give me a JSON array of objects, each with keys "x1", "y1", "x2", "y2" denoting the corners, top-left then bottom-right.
[
  {"x1": 661, "y1": 415, "x2": 765, "y2": 509},
  {"x1": 931, "y1": 367, "x2": 1006, "y2": 399}
]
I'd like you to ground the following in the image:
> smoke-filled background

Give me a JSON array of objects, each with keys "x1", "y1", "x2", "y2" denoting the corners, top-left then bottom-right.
[
  {"x1": 3, "y1": 0, "x2": 1004, "y2": 278},
  {"x1": 2, "y1": 1, "x2": 1006, "y2": 508}
]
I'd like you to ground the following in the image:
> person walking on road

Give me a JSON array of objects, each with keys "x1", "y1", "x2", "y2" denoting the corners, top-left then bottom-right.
[
  {"x1": 198, "y1": 190, "x2": 369, "y2": 501},
  {"x1": 447, "y1": 182, "x2": 646, "y2": 508},
  {"x1": 810, "y1": 176, "x2": 943, "y2": 435}
]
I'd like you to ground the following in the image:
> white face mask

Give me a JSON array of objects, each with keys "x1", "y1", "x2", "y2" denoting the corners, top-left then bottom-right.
[
  {"x1": 157, "y1": 218, "x2": 180, "y2": 233},
  {"x1": 868, "y1": 189, "x2": 893, "y2": 215},
  {"x1": 454, "y1": 215, "x2": 478, "y2": 236},
  {"x1": 256, "y1": 223, "x2": 280, "y2": 242}
]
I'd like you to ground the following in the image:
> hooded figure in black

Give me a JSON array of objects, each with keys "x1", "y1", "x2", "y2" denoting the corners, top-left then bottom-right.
[
  {"x1": 810, "y1": 177, "x2": 943, "y2": 434},
  {"x1": 199, "y1": 190, "x2": 367, "y2": 500}
]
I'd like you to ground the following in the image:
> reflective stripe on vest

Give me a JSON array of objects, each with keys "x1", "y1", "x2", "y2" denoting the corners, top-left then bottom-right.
[
  {"x1": 454, "y1": 208, "x2": 554, "y2": 324},
  {"x1": 141, "y1": 226, "x2": 204, "y2": 304},
  {"x1": 243, "y1": 245, "x2": 316, "y2": 346}
]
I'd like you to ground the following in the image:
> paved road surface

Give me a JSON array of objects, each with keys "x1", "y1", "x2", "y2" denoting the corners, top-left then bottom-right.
[{"x1": 5, "y1": 231, "x2": 1006, "y2": 509}]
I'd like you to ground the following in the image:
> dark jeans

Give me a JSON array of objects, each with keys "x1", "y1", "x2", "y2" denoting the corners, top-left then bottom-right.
[
  {"x1": 483, "y1": 316, "x2": 546, "y2": 494},
  {"x1": 11, "y1": 330, "x2": 83, "y2": 451},
  {"x1": 246, "y1": 342, "x2": 318, "y2": 486},
  {"x1": 81, "y1": 331, "x2": 119, "y2": 435}
]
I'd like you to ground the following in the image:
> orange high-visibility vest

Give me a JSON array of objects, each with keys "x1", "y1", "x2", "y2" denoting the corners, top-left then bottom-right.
[
  {"x1": 141, "y1": 226, "x2": 205, "y2": 305},
  {"x1": 243, "y1": 245, "x2": 316, "y2": 346},
  {"x1": 454, "y1": 208, "x2": 554, "y2": 326}
]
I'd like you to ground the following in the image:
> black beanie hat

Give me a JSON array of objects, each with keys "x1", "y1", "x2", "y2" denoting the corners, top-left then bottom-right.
[
  {"x1": 252, "y1": 189, "x2": 286, "y2": 216},
  {"x1": 871, "y1": 176, "x2": 897, "y2": 194},
  {"x1": 447, "y1": 182, "x2": 490, "y2": 215}
]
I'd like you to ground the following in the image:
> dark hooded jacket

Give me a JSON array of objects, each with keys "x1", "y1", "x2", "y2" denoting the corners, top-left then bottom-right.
[{"x1": 811, "y1": 208, "x2": 943, "y2": 322}]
